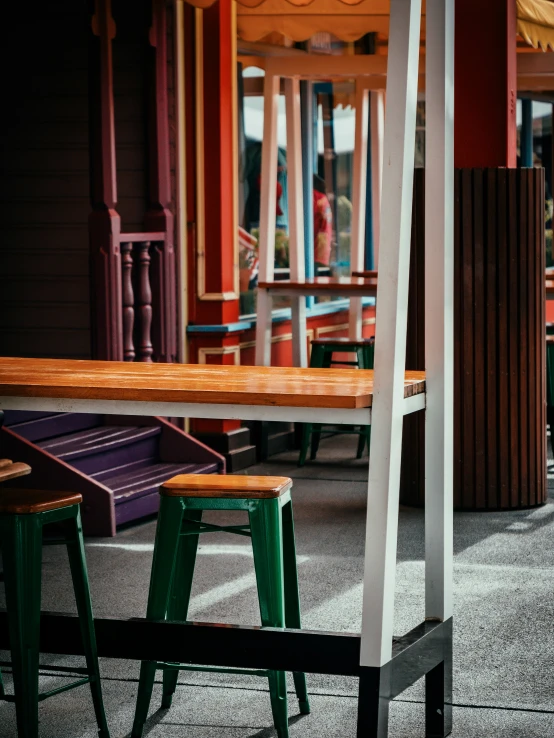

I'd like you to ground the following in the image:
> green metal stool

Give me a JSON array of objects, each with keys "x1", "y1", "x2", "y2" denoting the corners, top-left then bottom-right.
[
  {"x1": 131, "y1": 474, "x2": 309, "y2": 738},
  {"x1": 0, "y1": 488, "x2": 110, "y2": 738},
  {"x1": 298, "y1": 336, "x2": 375, "y2": 466},
  {"x1": 547, "y1": 335, "x2": 554, "y2": 457}
]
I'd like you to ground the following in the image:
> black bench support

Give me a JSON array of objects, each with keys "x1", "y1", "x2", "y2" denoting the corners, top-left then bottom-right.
[{"x1": 0, "y1": 610, "x2": 452, "y2": 737}]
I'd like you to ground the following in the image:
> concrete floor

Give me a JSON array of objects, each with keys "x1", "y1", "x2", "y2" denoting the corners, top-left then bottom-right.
[{"x1": 1, "y1": 434, "x2": 554, "y2": 737}]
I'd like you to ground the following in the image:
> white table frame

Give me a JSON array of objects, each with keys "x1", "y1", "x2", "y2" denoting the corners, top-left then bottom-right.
[
  {"x1": 0, "y1": 1, "x2": 454, "y2": 735},
  {"x1": 252, "y1": 0, "x2": 454, "y2": 683}
]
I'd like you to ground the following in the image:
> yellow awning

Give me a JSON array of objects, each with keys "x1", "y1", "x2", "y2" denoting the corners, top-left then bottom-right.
[
  {"x1": 183, "y1": 0, "x2": 402, "y2": 42},
  {"x1": 189, "y1": 0, "x2": 554, "y2": 52},
  {"x1": 236, "y1": 0, "x2": 396, "y2": 43},
  {"x1": 517, "y1": 0, "x2": 554, "y2": 51}
]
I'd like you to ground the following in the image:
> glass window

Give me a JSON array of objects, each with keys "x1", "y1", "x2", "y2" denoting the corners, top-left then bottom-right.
[
  {"x1": 237, "y1": 35, "x2": 383, "y2": 317},
  {"x1": 315, "y1": 86, "x2": 354, "y2": 290},
  {"x1": 518, "y1": 99, "x2": 554, "y2": 265},
  {"x1": 238, "y1": 65, "x2": 290, "y2": 317}
]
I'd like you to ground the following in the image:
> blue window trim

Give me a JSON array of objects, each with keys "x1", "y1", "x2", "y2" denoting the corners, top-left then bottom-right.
[{"x1": 187, "y1": 297, "x2": 376, "y2": 334}]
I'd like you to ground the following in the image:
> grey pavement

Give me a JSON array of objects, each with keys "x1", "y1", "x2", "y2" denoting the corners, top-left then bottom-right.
[{"x1": 1, "y1": 433, "x2": 554, "y2": 736}]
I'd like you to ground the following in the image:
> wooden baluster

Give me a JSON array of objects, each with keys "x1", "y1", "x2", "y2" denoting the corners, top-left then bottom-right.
[
  {"x1": 121, "y1": 242, "x2": 136, "y2": 362},
  {"x1": 135, "y1": 242, "x2": 154, "y2": 362}
]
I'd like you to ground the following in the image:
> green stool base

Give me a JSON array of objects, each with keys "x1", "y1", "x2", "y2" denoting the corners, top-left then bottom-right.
[
  {"x1": 0, "y1": 504, "x2": 110, "y2": 738},
  {"x1": 299, "y1": 340, "x2": 374, "y2": 466},
  {"x1": 131, "y1": 490, "x2": 309, "y2": 738}
]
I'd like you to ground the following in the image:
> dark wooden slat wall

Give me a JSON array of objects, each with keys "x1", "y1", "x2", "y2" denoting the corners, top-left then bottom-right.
[
  {"x1": 400, "y1": 168, "x2": 546, "y2": 510},
  {"x1": 0, "y1": 3, "x2": 91, "y2": 359}
]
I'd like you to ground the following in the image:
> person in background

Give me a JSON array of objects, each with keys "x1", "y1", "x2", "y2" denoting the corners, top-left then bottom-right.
[{"x1": 313, "y1": 173, "x2": 333, "y2": 272}]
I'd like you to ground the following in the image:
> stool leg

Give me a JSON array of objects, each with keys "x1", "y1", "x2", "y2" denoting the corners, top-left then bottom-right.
[
  {"x1": 161, "y1": 509, "x2": 203, "y2": 709},
  {"x1": 355, "y1": 346, "x2": 372, "y2": 459},
  {"x1": 132, "y1": 497, "x2": 184, "y2": 738},
  {"x1": 297, "y1": 424, "x2": 312, "y2": 467},
  {"x1": 356, "y1": 430, "x2": 367, "y2": 459},
  {"x1": 1, "y1": 515, "x2": 43, "y2": 738},
  {"x1": 63, "y1": 510, "x2": 110, "y2": 738},
  {"x1": 281, "y1": 500, "x2": 310, "y2": 715},
  {"x1": 311, "y1": 347, "x2": 334, "y2": 460},
  {"x1": 249, "y1": 500, "x2": 289, "y2": 738}
]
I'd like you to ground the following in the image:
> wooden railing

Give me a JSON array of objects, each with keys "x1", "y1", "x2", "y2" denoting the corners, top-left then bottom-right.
[{"x1": 119, "y1": 233, "x2": 166, "y2": 362}]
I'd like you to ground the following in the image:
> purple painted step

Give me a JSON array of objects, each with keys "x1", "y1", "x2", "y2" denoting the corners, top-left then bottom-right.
[
  {"x1": 5, "y1": 412, "x2": 104, "y2": 443},
  {"x1": 37, "y1": 426, "x2": 161, "y2": 476},
  {"x1": 109, "y1": 461, "x2": 220, "y2": 527},
  {"x1": 97, "y1": 461, "x2": 219, "y2": 504},
  {"x1": 0, "y1": 411, "x2": 226, "y2": 536}
]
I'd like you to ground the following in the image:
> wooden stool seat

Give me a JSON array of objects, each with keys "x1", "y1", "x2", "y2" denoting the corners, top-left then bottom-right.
[
  {"x1": 0, "y1": 460, "x2": 31, "y2": 484},
  {"x1": 310, "y1": 337, "x2": 375, "y2": 348},
  {"x1": 0, "y1": 488, "x2": 82, "y2": 515},
  {"x1": 161, "y1": 474, "x2": 292, "y2": 499}
]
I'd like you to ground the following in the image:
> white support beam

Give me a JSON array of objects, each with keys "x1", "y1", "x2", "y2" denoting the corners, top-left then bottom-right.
[
  {"x1": 360, "y1": 0, "x2": 422, "y2": 668},
  {"x1": 285, "y1": 77, "x2": 308, "y2": 367},
  {"x1": 255, "y1": 73, "x2": 280, "y2": 367},
  {"x1": 370, "y1": 90, "x2": 385, "y2": 269},
  {"x1": 349, "y1": 81, "x2": 370, "y2": 340},
  {"x1": 424, "y1": 0, "x2": 454, "y2": 622}
]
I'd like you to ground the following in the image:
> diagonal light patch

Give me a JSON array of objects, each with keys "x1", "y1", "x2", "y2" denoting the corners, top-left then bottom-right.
[{"x1": 189, "y1": 554, "x2": 310, "y2": 614}]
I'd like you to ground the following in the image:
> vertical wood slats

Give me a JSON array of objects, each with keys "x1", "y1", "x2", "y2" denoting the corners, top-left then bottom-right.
[
  {"x1": 401, "y1": 167, "x2": 546, "y2": 510},
  {"x1": 454, "y1": 167, "x2": 546, "y2": 509}
]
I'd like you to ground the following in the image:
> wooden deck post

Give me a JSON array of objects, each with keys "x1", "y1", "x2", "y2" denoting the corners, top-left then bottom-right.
[
  {"x1": 144, "y1": 0, "x2": 177, "y2": 363},
  {"x1": 88, "y1": 0, "x2": 123, "y2": 361}
]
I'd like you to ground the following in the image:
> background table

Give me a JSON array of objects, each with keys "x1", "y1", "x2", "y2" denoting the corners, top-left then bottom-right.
[{"x1": 255, "y1": 277, "x2": 379, "y2": 367}]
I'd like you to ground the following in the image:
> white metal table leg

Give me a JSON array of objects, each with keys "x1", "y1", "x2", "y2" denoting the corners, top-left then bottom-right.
[
  {"x1": 285, "y1": 77, "x2": 308, "y2": 367},
  {"x1": 424, "y1": 0, "x2": 454, "y2": 630},
  {"x1": 349, "y1": 81, "x2": 369, "y2": 340},
  {"x1": 255, "y1": 72, "x2": 280, "y2": 367},
  {"x1": 424, "y1": 3, "x2": 454, "y2": 733},
  {"x1": 359, "y1": 0, "x2": 422, "y2": 670}
]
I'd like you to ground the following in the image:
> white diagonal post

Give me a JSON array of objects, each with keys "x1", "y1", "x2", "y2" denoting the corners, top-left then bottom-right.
[
  {"x1": 425, "y1": 0, "x2": 454, "y2": 622},
  {"x1": 255, "y1": 72, "x2": 280, "y2": 367},
  {"x1": 360, "y1": 0, "x2": 422, "y2": 667},
  {"x1": 349, "y1": 80, "x2": 370, "y2": 339},
  {"x1": 370, "y1": 90, "x2": 385, "y2": 269},
  {"x1": 285, "y1": 76, "x2": 308, "y2": 367}
]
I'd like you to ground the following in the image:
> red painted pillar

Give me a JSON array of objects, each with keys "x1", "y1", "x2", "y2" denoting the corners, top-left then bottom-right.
[
  {"x1": 193, "y1": 0, "x2": 238, "y2": 329},
  {"x1": 450, "y1": 1, "x2": 546, "y2": 509},
  {"x1": 454, "y1": 0, "x2": 517, "y2": 168},
  {"x1": 188, "y1": 0, "x2": 254, "y2": 468}
]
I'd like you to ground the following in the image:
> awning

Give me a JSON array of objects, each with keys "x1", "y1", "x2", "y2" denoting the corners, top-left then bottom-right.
[
  {"x1": 517, "y1": 0, "x2": 554, "y2": 51},
  {"x1": 236, "y1": 0, "x2": 396, "y2": 43},
  {"x1": 183, "y1": 0, "x2": 405, "y2": 42},
  {"x1": 188, "y1": 0, "x2": 554, "y2": 52}
]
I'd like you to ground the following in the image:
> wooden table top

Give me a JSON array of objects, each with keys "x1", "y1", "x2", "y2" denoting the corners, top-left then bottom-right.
[
  {"x1": 0, "y1": 358, "x2": 425, "y2": 410},
  {"x1": 258, "y1": 276, "x2": 378, "y2": 294},
  {"x1": 351, "y1": 270, "x2": 379, "y2": 279}
]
